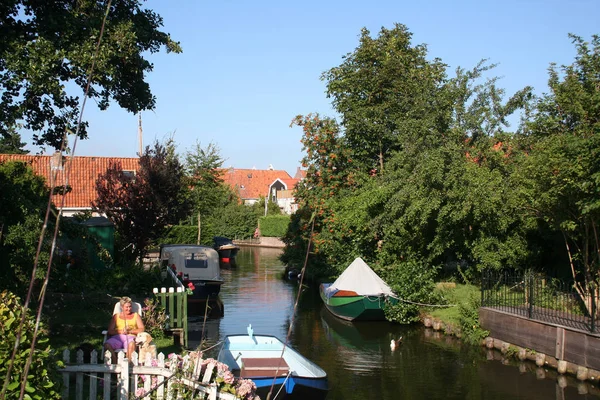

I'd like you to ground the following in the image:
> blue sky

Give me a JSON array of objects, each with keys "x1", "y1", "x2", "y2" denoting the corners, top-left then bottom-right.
[{"x1": 26, "y1": 0, "x2": 600, "y2": 176}]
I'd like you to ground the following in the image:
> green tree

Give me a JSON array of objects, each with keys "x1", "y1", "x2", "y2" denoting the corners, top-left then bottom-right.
[
  {"x1": 184, "y1": 141, "x2": 229, "y2": 243},
  {"x1": 94, "y1": 140, "x2": 191, "y2": 263},
  {"x1": 0, "y1": 129, "x2": 27, "y2": 154},
  {"x1": 519, "y1": 34, "x2": 600, "y2": 316},
  {"x1": 322, "y1": 24, "x2": 448, "y2": 174},
  {"x1": 0, "y1": 0, "x2": 181, "y2": 148},
  {"x1": 0, "y1": 161, "x2": 51, "y2": 296}
]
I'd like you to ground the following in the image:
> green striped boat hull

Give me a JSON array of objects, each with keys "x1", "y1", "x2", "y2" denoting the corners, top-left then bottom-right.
[{"x1": 319, "y1": 284, "x2": 398, "y2": 321}]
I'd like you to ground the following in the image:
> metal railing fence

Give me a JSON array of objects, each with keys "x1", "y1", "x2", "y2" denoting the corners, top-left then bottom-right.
[{"x1": 481, "y1": 269, "x2": 597, "y2": 333}]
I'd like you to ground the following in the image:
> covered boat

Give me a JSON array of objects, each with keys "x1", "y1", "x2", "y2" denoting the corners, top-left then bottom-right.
[
  {"x1": 159, "y1": 244, "x2": 224, "y2": 298},
  {"x1": 217, "y1": 328, "x2": 329, "y2": 399},
  {"x1": 320, "y1": 257, "x2": 398, "y2": 321}
]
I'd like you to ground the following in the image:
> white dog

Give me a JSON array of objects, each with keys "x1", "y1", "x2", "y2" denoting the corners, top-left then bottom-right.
[{"x1": 135, "y1": 332, "x2": 157, "y2": 362}]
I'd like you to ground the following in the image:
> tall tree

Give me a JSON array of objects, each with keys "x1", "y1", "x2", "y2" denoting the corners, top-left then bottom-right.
[
  {"x1": 184, "y1": 141, "x2": 228, "y2": 243},
  {"x1": 519, "y1": 34, "x2": 600, "y2": 316},
  {"x1": 0, "y1": 0, "x2": 181, "y2": 148},
  {"x1": 322, "y1": 24, "x2": 448, "y2": 174},
  {"x1": 94, "y1": 140, "x2": 191, "y2": 263}
]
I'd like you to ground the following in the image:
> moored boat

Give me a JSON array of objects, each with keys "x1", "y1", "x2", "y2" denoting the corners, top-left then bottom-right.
[
  {"x1": 217, "y1": 328, "x2": 329, "y2": 399},
  {"x1": 159, "y1": 244, "x2": 224, "y2": 298},
  {"x1": 213, "y1": 236, "x2": 240, "y2": 264},
  {"x1": 320, "y1": 257, "x2": 398, "y2": 321}
]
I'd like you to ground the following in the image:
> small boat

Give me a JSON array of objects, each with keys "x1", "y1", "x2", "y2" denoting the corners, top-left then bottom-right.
[
  {"x1": 213, "y1": 236, "x2": 240, "y2": 264},
  {"x1": 159, "y1": 244, "x2": 224, "y2": 298},
  {"x1": 217, "y1": 328, "x2": 329, "y2": 399},
  {"x1": 320, "y1": 257, "x2": 398, "y2": 321}
]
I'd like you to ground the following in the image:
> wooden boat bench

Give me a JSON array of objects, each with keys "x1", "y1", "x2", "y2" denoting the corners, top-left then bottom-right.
[{"x1": 240, "y1": 357, "x2": 290, "y2": 378}]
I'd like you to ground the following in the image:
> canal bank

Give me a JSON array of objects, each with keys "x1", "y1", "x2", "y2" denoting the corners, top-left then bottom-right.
[{"x1": 420, "y1": 309, "x2": 600, "y2": 389}]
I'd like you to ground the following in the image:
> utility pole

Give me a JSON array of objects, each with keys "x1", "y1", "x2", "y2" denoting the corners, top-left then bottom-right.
[{"x1": 138, "y1": 112, "x2": 143, "y2": 156}]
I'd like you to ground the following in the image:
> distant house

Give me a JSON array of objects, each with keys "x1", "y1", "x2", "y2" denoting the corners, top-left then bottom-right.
[
  {"x1": 220, "y1": 167, "x2": 304, "y2": 214},
  {"x1": 268, "y1": 178, "x2": 300, "y2": 214},
  {"x1": 0, "y1": 153, "x2": 139, "y2": 217}
]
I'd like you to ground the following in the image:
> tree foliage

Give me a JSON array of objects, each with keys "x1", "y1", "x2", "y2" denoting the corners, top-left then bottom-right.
[
  {"x1": 0, "y1": 161, "x2": 52, "y2": 296},
  {"x1": 94, "y1": 140, "x2": 191, "y2": 263},
  {"x1": 322, "y1": 24, "x2": 448, "y2": 173},
  {"x1": 0, "y1": 0, "x2": 181, "y2": 148},
  {"x1": 518, "y1": 34, "x2": 600, "y2": 315}
]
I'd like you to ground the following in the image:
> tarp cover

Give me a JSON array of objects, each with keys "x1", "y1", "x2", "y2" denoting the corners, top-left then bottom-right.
[{"x1": 330, "y1": 257, "x2": 396, "y2": 297}]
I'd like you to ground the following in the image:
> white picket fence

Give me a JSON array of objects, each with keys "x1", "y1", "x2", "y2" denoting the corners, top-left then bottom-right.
[{"x1": 60, "y1": 349, "x2": 239, "y2": 400}]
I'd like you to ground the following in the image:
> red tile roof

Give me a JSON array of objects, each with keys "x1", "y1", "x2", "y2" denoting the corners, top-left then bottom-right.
[
  {"x1": 0, "y1": 154, "x2": 139, "y2": 209},
  {"x1": 279, "y1": 178, "x2": 299, "y2": 190},
  {"x1": 220, "y1": 168, "x2": 292, "y2": 200}
]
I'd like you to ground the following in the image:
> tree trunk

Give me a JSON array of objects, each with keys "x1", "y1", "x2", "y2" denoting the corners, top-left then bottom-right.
[{"x1": 197, "y1": 212, "x2": 201, "y2": 245}]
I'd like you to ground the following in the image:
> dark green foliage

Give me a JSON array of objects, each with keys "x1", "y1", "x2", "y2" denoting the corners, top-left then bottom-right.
[
  {"x1": 0, "y1": 0, "x2": 181, "y2": 148},
  {"x1": 0, "y1": 131, "x2": 27, "y2": 154},
  {"x1": 258, "y1": 215, "x2": 290, "y2": 237},
  {"x1": 381, "y1": 260, "x2": 440, "y2": 324},
  {"x1": 0, "y1": 161, "x2": 52, "y2": 296},
  {"x1": 160, "y1": 225, "x2": 205, "y2": 246},
  {"x1": 0, "y1": 290, "x2": 61, "y2": 399}
]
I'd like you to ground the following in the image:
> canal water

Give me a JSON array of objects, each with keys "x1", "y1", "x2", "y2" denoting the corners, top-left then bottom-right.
[{"x1": 188, "y1": 246, "x2": 599, "y2": 400}]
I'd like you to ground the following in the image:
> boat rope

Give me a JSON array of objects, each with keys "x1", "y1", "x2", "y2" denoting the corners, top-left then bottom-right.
[
  {"x1": 271, "y1": 371, "x2": 293, "y2": 400},
  {"x1": 201, "y1": 340, "x2": 224, "y2": 352},
  {"x1": 396, "y1": 297, "x2": 457, "y2": 308},
  {"x1": 1, "y1": 2, "x2": 114, "y2": 399},
  {"x1": 266, "y1": 214, "x2": 316, "y2": 400},
  {"x1": 364, "y1": 294, "x2": 455, "y2": 308}
]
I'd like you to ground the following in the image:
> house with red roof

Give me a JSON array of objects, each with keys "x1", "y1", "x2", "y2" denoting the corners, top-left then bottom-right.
[
  {"x1": 0, "y1": 153, "x2": 139, "y2": 217},
  {"x1": 219, "y1": 167, "x2": 303, "y2": 214}
]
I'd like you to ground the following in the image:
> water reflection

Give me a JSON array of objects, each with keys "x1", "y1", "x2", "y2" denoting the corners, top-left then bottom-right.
[{"x1": 189, "y1": 246, "x2": 599, "y2": 400}]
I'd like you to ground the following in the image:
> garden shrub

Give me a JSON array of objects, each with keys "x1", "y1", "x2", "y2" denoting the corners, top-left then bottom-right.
[
  {"x1": 458, "y1": 292, "x2": 489, "y2": 345},
  {"x1": 382, "y1": 260, "x2": 440, "y2": 324},
  {"x1": 0, "y1": 290, "x2": 61, "y2": 399}
]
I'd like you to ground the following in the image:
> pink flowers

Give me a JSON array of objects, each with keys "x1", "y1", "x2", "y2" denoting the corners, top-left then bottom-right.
[{"x1": 236, "y1": 379, "x2": 258, "y2": 399}]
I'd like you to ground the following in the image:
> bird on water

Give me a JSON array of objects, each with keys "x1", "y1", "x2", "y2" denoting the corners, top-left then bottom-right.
[{"x1": 390, "y1": 336, "x2": 403, "y2": 351}]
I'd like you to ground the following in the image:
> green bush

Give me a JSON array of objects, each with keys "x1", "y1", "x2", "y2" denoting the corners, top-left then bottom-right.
[
  {"x1": 259, "y1": 215, "x2": 290, "y2": 237},
  {"x1": 160, "y1": 225, "x2": 205, "y2": 245},
  {"x1": 458, "y1": 292, "x2": 489, "y2": 345},
  {"x1": 383, "y1": 260, "x2": 440, "y2": 324},
  {"x1": 0, "y1": 290, "x2": 61, "y2": 399}
]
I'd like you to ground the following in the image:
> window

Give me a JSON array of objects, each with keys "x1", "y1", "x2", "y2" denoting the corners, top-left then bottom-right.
[
  {"x1": 184, "y1": 252, "x2": 208, "y2": 269},
  {"x1": 123, "y1": 170, "x2": 136, "y2": 179}
]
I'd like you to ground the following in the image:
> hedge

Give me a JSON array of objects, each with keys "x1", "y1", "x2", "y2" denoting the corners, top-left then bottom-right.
[{"x1": 259, "y1": 215, "x2": 290, "y2": 237}]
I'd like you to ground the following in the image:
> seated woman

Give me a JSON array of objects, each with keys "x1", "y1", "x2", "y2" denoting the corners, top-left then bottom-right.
[{"x1": 104, "y1": 296, "x2": 145, "y2": 362}]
